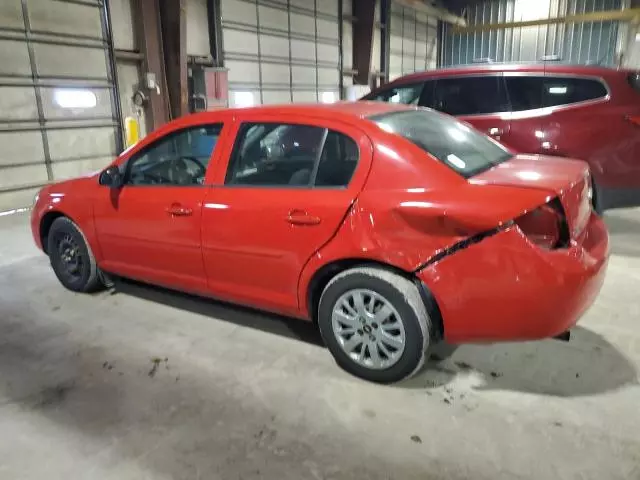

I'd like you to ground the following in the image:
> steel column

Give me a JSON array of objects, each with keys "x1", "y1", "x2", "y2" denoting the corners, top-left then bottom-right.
[{"x1": 352, "y1": 0, "x2": 376, "y2": 85}]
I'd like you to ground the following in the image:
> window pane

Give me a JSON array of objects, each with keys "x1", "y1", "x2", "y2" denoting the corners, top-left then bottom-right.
[
  {"x1": 434, "y1": 76, "x2": 508, "y2": 116},
  {"x1": 314, "y1": 131, "x2": 359, "y2": 187},
  {"x1": 505, "y1": 76, "x2": 544, "y2": 111},
  {"x1": 127, "y1": 125, "x2": 221, "y2": 186},
  {"x1": 543, "y1": 77, "x2": 607, "y2": 107},
  {"x1": 371, "y1": 110, "x2": 512, "y2": 178},
  {"x1": 369, "y1": 83, "x2": 424, "y2": 105},
  {"x1": 225, "y1": 123, "x2": 326, "y2": 187}
]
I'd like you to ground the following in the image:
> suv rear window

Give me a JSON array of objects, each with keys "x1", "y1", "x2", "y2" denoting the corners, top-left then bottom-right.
[{"x1": 370, "y1": 109, "x2": 512, "y2": 178}]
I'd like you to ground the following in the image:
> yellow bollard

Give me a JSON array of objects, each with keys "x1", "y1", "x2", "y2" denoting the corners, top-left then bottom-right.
[{"x1": 124, "y1": 115, "x2": 140, "y2": 147}]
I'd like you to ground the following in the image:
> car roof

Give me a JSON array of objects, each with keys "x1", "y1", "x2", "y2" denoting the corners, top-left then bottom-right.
[
  {"x1": 389, "y1": 62, "x2": 625, "y2": 85},
  {"x1": 186, "y1": 101, "x2": 410, "y2": 124}
]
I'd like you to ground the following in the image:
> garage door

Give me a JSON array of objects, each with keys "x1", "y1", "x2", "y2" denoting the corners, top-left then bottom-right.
[
  {"x1": 221, "y1": 0, "x2": 341, "y2": 106},
  {"x1": 0, "y1": 0, "x2": 119, "y2": 212},
  {"x1": 388, "y1": 2, "x2": 438, "y2": 81}
]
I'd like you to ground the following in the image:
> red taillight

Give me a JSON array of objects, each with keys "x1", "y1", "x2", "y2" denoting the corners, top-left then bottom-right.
[{"x1": 515, "y1": 200, "x2": 568, "y2": 249}]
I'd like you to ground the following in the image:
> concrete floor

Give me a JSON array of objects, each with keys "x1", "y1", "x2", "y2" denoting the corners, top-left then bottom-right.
[{"x1": 0, "y1": 211, "x2": 639, "y2": 480}]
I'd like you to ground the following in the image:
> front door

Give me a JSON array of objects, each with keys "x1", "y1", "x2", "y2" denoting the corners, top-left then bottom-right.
[
  {"x1": 200, "y1": 116, "x2": 372, "y2": 317},
  {"x1": 93, "y1": 123, "x2": 223, "y2": 293}
]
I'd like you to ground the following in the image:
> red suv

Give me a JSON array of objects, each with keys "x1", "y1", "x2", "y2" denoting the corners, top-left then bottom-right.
[{"x1": 363, "y1": 63, "x2": 640, "y2": 213}]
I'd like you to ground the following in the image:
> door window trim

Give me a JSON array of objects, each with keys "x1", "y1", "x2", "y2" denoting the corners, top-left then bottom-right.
[
  {"x1": 120, "y1": 123, "x2": 224, "y2": 188},
  {"x1": 222, "y1": 121, "x2": 360, "y2": 190},
  {"x1": 503, "y1": 71, "x2": 611, "y2": 114}
]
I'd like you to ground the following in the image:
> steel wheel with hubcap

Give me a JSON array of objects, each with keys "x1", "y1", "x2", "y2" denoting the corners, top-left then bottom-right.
[
  {"x1": 318, "y1": 266, "x2": 432, "y2": 384},
  {"x1": 47, "y1": 216, "x2": 103, "y2": 293}
]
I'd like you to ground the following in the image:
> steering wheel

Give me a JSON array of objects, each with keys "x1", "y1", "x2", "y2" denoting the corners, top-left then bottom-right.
[{"x1": 170, "y1": 156, "x2": 207, "y2": 184}]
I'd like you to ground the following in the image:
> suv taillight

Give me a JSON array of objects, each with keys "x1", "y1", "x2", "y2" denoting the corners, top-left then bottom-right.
[{"x1": 515, "y1": 199, "x2": 570, "y2": 249}]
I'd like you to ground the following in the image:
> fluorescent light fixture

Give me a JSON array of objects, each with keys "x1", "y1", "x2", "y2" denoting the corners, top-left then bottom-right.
[
  {"x1": 54, "y1": 89, "x2": 97, "y2": 109},
  {"x1": 636, "y1": 32, "x2": 640, "y2": 41},
  {"x1": 233, "y1": 91, "x2": 255, "y2": 108},
  {"x1": 321, "y1": 91, "x2": 337, "y2": 103},
  {"x1": 548, "y1": 86, "x2": 567, "y2": 95}
]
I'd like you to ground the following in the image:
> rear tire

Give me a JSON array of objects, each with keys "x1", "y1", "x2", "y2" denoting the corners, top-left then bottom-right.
[
  {"x1": 47, "y1": 217, "x2": 103, "y2": 293},
  {"x1": 318, "y1": 267, "x2": 431, "y2": 384}
]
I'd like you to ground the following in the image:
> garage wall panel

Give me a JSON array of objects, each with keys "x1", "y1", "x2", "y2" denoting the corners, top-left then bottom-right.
[
  {"x1": 389, "y1": 2, "x2": 438, "y2": 80},
  {"x1": 0, "y1": 132, "x2": 45, "y2": 167},
  {"x1": 51, "y1": 156, "x2": 114, "y2": 181},
  {"x1": 0, "y1": 40, "x2": 32, "y2": 76},
  {"x1": 222, "y1": 0, "x2": 341, "y2": 105},
  {"x1": 109, "y1": 0, "x2": 135, "y2": 50},
  {"x1": 28, "y1": 1, "x2": 103, "y2": 38},
  {"x1": 47, "y1": 127, "x2": 116, "y2": 162},
  {"x1": 0, "y1": 0, "x2": 120, "y2": 211},
  {"x1": 0, "y1": 87, "x2": 39, "y2": 120},
  {"x1": 33, "y1": 44, "x2": 109, "y2": 78},
  {"x1": 187, "y1": 0, "x2": 211, "y2": 56},
  {"x1": 0, "y1": 0, "x2": 24, "y2": 29}
]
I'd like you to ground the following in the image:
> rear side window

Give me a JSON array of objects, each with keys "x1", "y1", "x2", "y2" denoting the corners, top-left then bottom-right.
[
  {"x1": 505, "y1": 76, "x2": 544, "y2": 111},
  {"x1": 542, "y1": 77, "x2": 607, "y2": 107},
  {"x1": 371, "y1": 110, "x2": 512, "y2": 178},
  {"x1": 225, "y1": 123, "x2": 358, "y2": 188},
  {"x1": 433, "y1": 76, "x2": 509, "y2": 116}
]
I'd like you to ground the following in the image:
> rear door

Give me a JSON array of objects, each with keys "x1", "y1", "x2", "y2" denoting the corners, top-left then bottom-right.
[
  {"x1": 200, "y1": 114, "x2": 372, "y2": 317},
  {"x1": 432, "y1": 74, "x2": 512, "y2": 145}
]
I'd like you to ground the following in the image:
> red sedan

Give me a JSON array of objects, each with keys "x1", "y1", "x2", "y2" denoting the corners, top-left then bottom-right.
[{"x1": 30, "y1": 102, "x2": 609, "y2": 383}]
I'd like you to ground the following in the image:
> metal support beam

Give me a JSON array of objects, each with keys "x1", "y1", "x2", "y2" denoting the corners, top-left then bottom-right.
[
  {"x1": 352, "y1": 0, "x2": 375, "y2": 85},
  {"x1": 132, "y1": 0, "x2": 169, "y2": 130},
  {"x1": 452, "y1": 8, "x2": 640, "y2": 34},
  {"x1": 160, "y1": 0, "x2": 188, "y2": 119}
]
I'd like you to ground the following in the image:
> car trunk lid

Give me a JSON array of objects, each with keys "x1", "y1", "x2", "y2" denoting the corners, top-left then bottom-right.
[{"x1": 470, "y1": 154, "x2": 592, "y2": 241}]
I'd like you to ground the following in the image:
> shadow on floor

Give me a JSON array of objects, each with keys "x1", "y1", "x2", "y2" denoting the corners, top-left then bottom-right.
[
  {"x1": 111, "y1": 277, "x2": 325, "y2": 347},
  {"x1": 112, "y1": 277, "x2": 637, "y2": 398},
  {"x1": 405, "y1": 327, "x2": 638, "y2": 397},
  {"x1": 603, "y1": 210, "x2": 640, "y2": 258}
]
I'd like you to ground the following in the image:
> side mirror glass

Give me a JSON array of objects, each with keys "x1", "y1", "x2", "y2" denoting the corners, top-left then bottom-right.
[{"x1": 99, "y1": 166, "x2": 123, "y2": 188}]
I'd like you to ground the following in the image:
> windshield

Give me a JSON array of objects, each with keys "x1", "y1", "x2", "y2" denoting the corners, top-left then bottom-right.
[{"x1": 370, "y1": 109, "x2": 512, "y2": 178}]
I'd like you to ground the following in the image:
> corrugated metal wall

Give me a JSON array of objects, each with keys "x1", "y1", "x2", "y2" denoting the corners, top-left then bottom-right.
[
  {"x1": 388, "y1": 2, "x2": 438, "y2": 80},
  {"x1": 443, "y1": 0, "x2": 622, "y2": 66}
]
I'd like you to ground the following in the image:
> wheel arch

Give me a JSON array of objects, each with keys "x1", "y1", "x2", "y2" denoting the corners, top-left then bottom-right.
[
  {"x1": 305, "y1": 258, "x2": 444, "y2": 340},
  {"x1": 39, "y1": 210, "x2": 71, "y2": 255}
]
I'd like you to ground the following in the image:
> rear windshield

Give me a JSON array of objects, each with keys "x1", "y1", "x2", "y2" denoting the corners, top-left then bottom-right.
[{"x1": 370, "y1": 109, "x2": 512, "y2": 178}]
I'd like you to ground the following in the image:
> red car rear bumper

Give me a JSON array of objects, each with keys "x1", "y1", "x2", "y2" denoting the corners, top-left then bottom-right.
[{"x1": 418, "y1": 213, "x2": 609, "y2": 344}]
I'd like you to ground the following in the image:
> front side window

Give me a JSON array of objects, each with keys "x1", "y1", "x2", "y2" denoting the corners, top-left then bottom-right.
[
  {"x1": 433, "y1": 76, "x2": 509, "y2": 116},
  {"x1": 225, "y1": 123, "x2": 359, "y2": 188},
  {"x1": 371, "y1": 110, "x2": 512, "y2": 178},
  {"x1": 542, "y1": 76, "x2": 608, "y2": 107},
  {"x1": 126, "y1": 124, "x2": 222, "y2": 186}
]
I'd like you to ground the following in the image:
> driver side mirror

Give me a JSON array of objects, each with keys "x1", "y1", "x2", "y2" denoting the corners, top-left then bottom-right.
[{"x1": 99, "y1": 166, "x2": 123, "y2": 189}]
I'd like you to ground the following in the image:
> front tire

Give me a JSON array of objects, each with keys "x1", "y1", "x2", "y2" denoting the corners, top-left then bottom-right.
[
  {"x1": 318, "y1": 267, "x2": 432, "y2": 384},
  {"x1": 47, "y1": 217, "x2": 103, "y2": 293}
]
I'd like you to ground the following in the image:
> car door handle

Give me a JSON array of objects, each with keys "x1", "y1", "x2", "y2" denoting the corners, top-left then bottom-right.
[
  {"x1": 286, "y1": 210, "x2": 321, "y2": 226},
  {"x1": 166, "y1": 204, "x2": 193, "y2": 216},
  {"x1": 488, "y1": 127, "x2": 503, "y2": 136}
]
